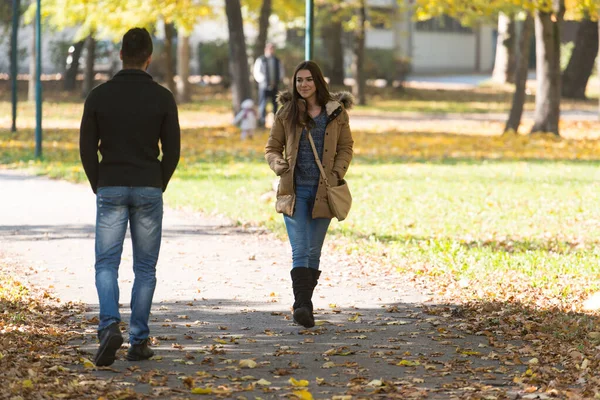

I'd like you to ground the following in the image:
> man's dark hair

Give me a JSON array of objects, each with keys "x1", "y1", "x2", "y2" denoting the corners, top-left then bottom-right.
[{"x1": 121, "y1": 27, "x2": 153, "y2": 67}]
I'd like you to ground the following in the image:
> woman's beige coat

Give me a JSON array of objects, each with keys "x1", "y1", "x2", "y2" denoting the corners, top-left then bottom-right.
[{"x1": 265, "y1": 91, "x2": 354, "y2": 218}]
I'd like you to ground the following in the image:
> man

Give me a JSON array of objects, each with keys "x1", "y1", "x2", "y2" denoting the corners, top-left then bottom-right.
[
  {"x1": 253, "y1": 42, "x2": 285, "y2": 127},
  {"x1": 79, "y1": 27, "x2": 180, "y2": 367}
]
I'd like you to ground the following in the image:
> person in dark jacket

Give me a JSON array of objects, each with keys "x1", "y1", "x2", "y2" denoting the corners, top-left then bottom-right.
[
  {"x1": 253, "y1": 43, "x2": 285, "y2": 127},
  {"x1": 79, "y1": 27, "x2": 180, "y2": 367}
]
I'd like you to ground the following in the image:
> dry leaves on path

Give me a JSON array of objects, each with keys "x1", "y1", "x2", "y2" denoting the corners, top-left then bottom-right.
[{"x1": 0, "y1": 263, "x2": 143, "y2": 400}]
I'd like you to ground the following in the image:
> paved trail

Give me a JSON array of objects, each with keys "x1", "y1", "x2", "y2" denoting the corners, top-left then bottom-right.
[{"x1": 0, "y1": 170, "x2": 521, "y2": 399}]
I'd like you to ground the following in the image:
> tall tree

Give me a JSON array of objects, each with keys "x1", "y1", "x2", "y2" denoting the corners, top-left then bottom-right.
[
  {"x1": 81, "y1": 33, "x2": 96, "y2": 97},
  {"x1": 492, "y1": 12, "x2": 516, "y2": 84},
  {"x1": 163, "y1": 21, "x2": 176, "y2": 94},
  {"x1": 225, "y1": 0, "x2": 252, "y2": 113},
  {"x1": 28, "y1": 0, "x2": 211, "y2": 96},
  {"x1": 63, "y1": 40, "x2": 84, "y2": 91},
  {"x1": 252, "y1": 0, "x2": 271, "y2": 63},
  {"x1": 561, "y1": 18, "x2": 598, "y2": 99},
  {"x1": 351, "y1": 0, "x2": 366, "y2": 105},
  {"x1": 505, "y1": 13, "x2": 534, "y2": 133},
  {"x1": 27, "y1": 19, "x2": 35, "y2": 102},
  {"x1": 176, "y1": 32, "x2": 190, "y2": 103},
  {"x1": 319, "y1": 2, "x2": 344, "y2": 87},
  {"x1": 530, "y1": 1, "x2": 565, "y2": 135}
]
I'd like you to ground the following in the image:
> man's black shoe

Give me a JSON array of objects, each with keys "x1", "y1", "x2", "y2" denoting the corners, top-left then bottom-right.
[
  {"x1": 94, "y1": 323, "x2": 123, "y2": 367},
  {"x1": 126, "y1": 339, "x2": 154, "y2": 361}
]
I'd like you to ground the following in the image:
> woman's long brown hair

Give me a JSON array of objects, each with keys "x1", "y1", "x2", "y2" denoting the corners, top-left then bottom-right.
[{"x1": 289, "y1": 60, "x2": 332, "y2": 131}]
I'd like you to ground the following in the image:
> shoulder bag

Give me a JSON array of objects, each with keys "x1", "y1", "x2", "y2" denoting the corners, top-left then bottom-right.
[{"x1": 306, "y1": 130, "x2": 352, "y2": 221}]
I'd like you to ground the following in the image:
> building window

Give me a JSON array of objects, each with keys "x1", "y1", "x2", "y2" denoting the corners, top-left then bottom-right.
[{"x1": 416, "y1": 15, "x2": 472, "y2": 34}]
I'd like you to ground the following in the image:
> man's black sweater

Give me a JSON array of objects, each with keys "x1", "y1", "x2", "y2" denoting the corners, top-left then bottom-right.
[{"x1": 79, "y1": 69, "x2": 180, "y2": 193}]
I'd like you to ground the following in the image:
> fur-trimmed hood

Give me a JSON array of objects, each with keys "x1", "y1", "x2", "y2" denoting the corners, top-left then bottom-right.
[{"x1": 276, "y1": 90, "x2": 354, "y2": 117}]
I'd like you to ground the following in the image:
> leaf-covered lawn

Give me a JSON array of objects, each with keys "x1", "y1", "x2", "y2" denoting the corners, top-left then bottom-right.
[
  {"x1": 0, "y1": 265, "x2": 144, "y2": 399},
  {"x1": 2, "y1": 82, "x2": 600, "y2": 397}
]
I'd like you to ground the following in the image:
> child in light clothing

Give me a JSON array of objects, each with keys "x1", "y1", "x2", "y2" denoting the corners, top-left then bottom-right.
[{"x1": 233, "y1": 99, "x2": 258, "y2": 140}]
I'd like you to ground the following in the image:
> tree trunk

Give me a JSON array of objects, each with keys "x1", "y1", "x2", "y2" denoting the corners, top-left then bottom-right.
[
  {"x1": 225, "y1": 0, "x2": 252, "y2": 114},
  {"x1": 351, "y1": 0, "x2": 366, "y2": 105},
  {"x1": 252, "y1": 0, "x2": 271, "y2": 63},
  {"x1": 321, "y1": 5, "x2": 344, "y2": 87},
  {"x1": 81, "y1": 34, "x2": 96, "y2": 98},
  {"x1": 28, "y1": 21, "x2": 35, "y2": 102},
  {"x1": 63, "y1": 40, "x2": 84, "y2": 91},
  {"x1": 561, "y1": 18, "x2": 598, "y2": 99},
  {"x1": 531, "y1": 2, "x2": 565, "y2": 136},
  {"x1": 505, "y1": 14, "x2": 534, "y2": 133},
  {"x1": 164, "y1": 22, "x2": 176, "y2": 94},
  {"x1": 176, "y1": 34, "x2": 190, "y2": 103},
  {"x1": 474, "y1": 23, "x2": 481, "y2": 72},
  {"x1": 492, "y1": 13, "x2": 516, "y2": 84}
]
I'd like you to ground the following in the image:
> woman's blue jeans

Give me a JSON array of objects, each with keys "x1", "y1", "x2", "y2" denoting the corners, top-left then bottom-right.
[
  {"x1": 284, "y1": 185, "x2": 332, "y2": 269},
  {"x1": 95, "y1": 186, "x2": 163, "y2": 345}
]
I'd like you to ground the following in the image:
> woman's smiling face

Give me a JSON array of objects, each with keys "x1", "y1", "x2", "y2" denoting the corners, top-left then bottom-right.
[{"x1": 296, "y1": 69, "x2": 316, "y2": 100}]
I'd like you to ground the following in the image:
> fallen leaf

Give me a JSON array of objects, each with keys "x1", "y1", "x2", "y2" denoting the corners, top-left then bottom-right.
[
  {"x1": 289, "y1": 377, "x2": 310, "y2": 387},
  {"x1": 397, "y1": 359, "x2": 420, "y2": 367},
  {"x1": 239, "y1": 359, "x2": 257, "y2": 369},
  {"x1": 292, "y1": 389, "x2": 314, "y2": 400},
  {"x1": 191, "y1": 387, "x2": 213, "y2": 394}
]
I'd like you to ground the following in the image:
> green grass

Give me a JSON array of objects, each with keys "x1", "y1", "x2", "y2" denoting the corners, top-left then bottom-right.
[
  {"x1": 4, "y1": 79, "x2": 598, "y2": 116},
  {"x1": 167, "y1": 161, "x2": 600, "y2": 290},
  {"x1": 3, "y1": 82, "x2": 600, "y2": 307},
  {"x1": 12, "y1": 148, "x2": 600, "y2": 301}
]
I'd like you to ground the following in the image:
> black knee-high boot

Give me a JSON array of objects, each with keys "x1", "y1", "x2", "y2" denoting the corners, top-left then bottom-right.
[
  {"x1": 291, "y1": 268, "x2": 315, "y2": 328},
  {"x1": 308, "y1": 268, "x2": 321, "y2": 314}
]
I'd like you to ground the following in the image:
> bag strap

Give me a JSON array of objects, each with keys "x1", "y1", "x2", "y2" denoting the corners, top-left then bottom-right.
[{"x1": 306, "y1": 129, "x2": 330, "y2": 188}]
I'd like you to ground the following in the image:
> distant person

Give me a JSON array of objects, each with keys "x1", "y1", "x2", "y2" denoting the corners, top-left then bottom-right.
[
  {"x1": 253, "y1": 43, "x2": 285, "y2": 127},
  {"x1": 265, "y1": 60, "x2": 354, "y2": 328},
  {"x1": 233, "y1": 98, "x2": 258, "y2": 140},
  {"x1": 79, "y1": 27, "x2": 181, "y2": 366}
]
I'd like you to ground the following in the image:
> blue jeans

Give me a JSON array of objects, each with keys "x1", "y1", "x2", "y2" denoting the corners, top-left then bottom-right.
[
  {"x1": 95, "y1": 186, "x2": 163, "y2": 345},
  {"x1": 284, "y1": 185, "x2": 332, "y2": 269},
  {"x1": 258, "y1": 87, "x2": 278, "y2": 124}
]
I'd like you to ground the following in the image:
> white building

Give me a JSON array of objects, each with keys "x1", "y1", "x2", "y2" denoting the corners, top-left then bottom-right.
[
  {"x1": 367, "y1": 0, "x2": 495, "y2": 74},
  {"x1": 0, "y1": 2, "x2": 494, "y2": 76}
]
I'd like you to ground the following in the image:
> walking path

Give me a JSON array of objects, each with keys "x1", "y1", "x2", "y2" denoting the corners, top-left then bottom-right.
[{"x1": 0, "y1": 170, "x2": 523, "y2": 399}]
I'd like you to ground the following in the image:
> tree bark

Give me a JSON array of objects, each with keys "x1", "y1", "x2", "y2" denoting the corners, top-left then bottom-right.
[
  {"x1": 164, "y1": 22, "x2": 176, "y2": 94},
  {"x1": 176, "y1": 34, "x2": 190, "y2": 103},
  {"x1": 474, "y1": 23, "x2": 481, "y2": 72},
  {"x1": 81, "y1": 34, "x2": 96, "y2": 98},
  {"x1": 225, "y1": 0, "x2": 252, "y2": 114},
  {"x1": 351, "y1": 0, "x2": 366, "y2": 105},
  {"x1": 321, "y1": 4, "x2": 344, "y2": 87},
  {"x1": 28, "y1": 21, "x2": 35, "y2": 102},
  {"x1": 505, "y1": 14, "x2": 534, "y2": 133},
  {"x1": 63, "y1": 40, "x2": 84, "y2": 91},
  {"x1": 531, "y1": 2, "x2": 565, "y2": 136},
  {"x1": 492, "y1": 13, "x2": 516, "y2": 84},
  {"x1": 252, "y1": 0, "x2": 271, "y2": 63},
  {"x1": 561, "y1": 18, "x2": 598, "y2": 99}
]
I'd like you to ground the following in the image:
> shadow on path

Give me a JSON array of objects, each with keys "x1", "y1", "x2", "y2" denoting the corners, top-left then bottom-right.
[
  {"x1": 0, "y1": 224, "x2": 261, "y2": 241},
  {"x1": 69, "y1": 299, "x2": 532, "y2": 399}
]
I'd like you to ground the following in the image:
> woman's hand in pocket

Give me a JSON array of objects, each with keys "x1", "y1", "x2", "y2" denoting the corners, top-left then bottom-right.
[{"x1": 274, "y1": 159, "x2": 290, "y2": 176}]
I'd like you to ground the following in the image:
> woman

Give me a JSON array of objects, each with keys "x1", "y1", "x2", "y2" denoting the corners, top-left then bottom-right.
[{"x1": 265, "y1": 60, "x2": 354, "y2": 328}]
